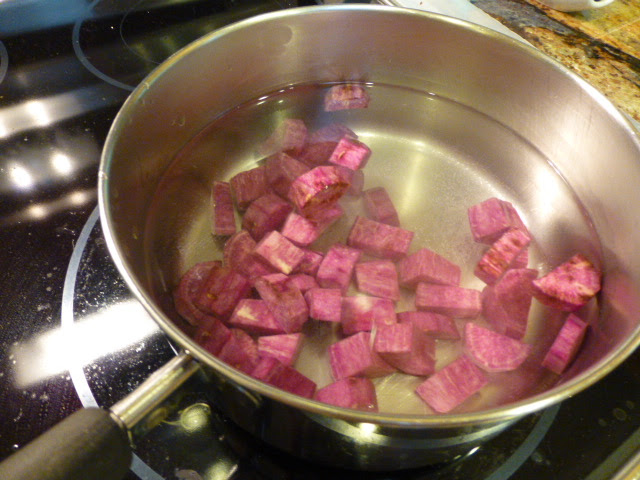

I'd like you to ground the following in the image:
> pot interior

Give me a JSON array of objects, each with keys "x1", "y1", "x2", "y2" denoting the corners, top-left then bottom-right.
[{"x1": 100, "y1": 5, "x2": 640, "y2": 423}]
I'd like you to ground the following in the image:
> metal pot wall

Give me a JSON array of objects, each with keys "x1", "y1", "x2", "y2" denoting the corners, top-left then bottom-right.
[{"x1": 2, "y1": 5, "x2": 640, "y2": 479}]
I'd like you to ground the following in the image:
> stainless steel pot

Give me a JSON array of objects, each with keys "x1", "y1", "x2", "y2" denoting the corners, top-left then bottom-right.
[{"x1": 2, "y1": 5, "x2": 640, "y2": 479}]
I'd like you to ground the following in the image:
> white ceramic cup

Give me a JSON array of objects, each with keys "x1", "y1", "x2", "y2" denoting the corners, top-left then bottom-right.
[{"x1": 536, "y1": 0, "x2": 615, "y2": 12}]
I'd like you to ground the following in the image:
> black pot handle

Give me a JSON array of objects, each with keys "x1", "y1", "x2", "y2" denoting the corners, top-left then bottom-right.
[{"x1": 0, "y1": 407, "x2": 131, "y2": 480}]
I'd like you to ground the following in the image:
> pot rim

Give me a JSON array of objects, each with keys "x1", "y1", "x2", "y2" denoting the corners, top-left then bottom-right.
[{"x1": 98, "y1": 4, "x2": 640, "y2": 429}]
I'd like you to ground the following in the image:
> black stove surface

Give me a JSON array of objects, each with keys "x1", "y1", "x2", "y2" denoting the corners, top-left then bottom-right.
[{"x1": 1, "y1": 1, "x2": 640, "y2": 479}]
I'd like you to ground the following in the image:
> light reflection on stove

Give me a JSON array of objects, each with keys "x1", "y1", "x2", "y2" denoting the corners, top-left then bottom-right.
[
  {"x1": 12, "y1": 298, "x2": 159, "y2": 388},
  {"x1": 0, "y1": 188, "x2": 96, "y2": 226}
]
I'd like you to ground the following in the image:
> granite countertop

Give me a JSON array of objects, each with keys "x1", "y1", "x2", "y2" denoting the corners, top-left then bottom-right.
[{"x1": 472, "y1": 0, "x2": 640, "y2": 123}]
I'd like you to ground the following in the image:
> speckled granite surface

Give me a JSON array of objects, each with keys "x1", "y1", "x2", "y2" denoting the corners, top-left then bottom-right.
[{"x1": 472, "y1": 0, "x2": 640, "y2": 123}]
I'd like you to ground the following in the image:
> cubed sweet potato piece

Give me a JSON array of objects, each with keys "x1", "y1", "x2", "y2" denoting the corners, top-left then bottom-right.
[
  {"x1": 347, "y1": 216, "x2": 413, "y2": 260},
  {"x1": 294, "y1": 249, "x2": 324, "y2": 276},
  {"x1": 298, "y1": 141, "x2": 339, "y2": 167},
  {"x1": 194, "y1": 265, "x2": 251, "y2": 319},
  {"x1": 228, "y1": 299, "x2": 286, "y2": 335},
  {"x1": 324, "y1": 84, "x2": 370, "y2": 111},
  {"x1": 482, "y1": 268, "x2": 538, "y2": 339},
  {"x1": 415, "y1": 283, "x2": 482, "y2": 319},
  {"x1": 258, "y1": 118, "x2": 308, "y2": 157},
  {"x1": 257, "y1": 333, "x2": 304, "y2": 366},
  {"x1": 315, "y1": 377, "x2": 378, "y2": 412},
  {"x1": 286, "y1": 273, "x2": 319, "y2": 293},
  {"x1": 415, "y1": 355, "x2": 488, "y2": 414},
  {"x1": 223, "y1": 230, "x2": 275, "y2": 281},
  {"x1": 218, "y1": 329, "x2": 259, "y2": 374},
  {"x1": 173, "y1": 261, "x2": 221, "y2": 326},
  {"x1": 532, "y1": 254, "x2": 602, "y2": 312},
  {"x1": 354, "y1": 260, "x2": 400, "y2": 301},
  {"x1": 363, "y1": 187, "x2": 400, "y2": 226},
  {"x1": 242, "y1": 193, "x2": 293, "y2": 241},
  {"x1": 341, "y1": 295, "x2": 396, "y2": 336},
  {"x1": 328, "y1": 136, "x2": 371, "y2": 171},
  {"x1": 211, "y1": 181, "x2": 236, "y2": 236},
  {"x1": 316, "y1": 243, "x2": 361, "y2": 292},
  {"x1": 397, "y1": 311, "x2": 460, "y2": 340},
  {"x1": 398, "y1": 248, "x2": 461, "y2": 288},
  {"x1": 264, "y1": 151, "x2": 310, "y2": 199},
  {"x1": 463, "y1": 323, "x2": 531, "y2": 372},
  {"x1": 305, "y1": 287, "x2": 342, "y2": 323},
  {"x1": 373, "y1": 323, "x2": 436, "y2": 376},
  {"x1": 468, "y1": 197, "x2": 529, "y2": 244},
  {"x1": 542, "y1": 314, "x2": 588, "y2": 374},
  {"x1": 254, "y1": 273, "x2": 309, "y2": 333},
  {"x1": 251, "y1": 356, "x2": 316, "y2": 398},
  {"x1": 230, "y1": 165, "x2": 268, "y2": 210},
  {"x1": 329, "y1": 332, "x2": 395, "y2": 380},
  {"x1": 193, "y1": 316, "x2": 232, "y2": 356},
  {"x1": 288, "y1": 165, "x2": 351, "y2": 218},
  {"x1": 254, "y1": 230, "x2": 304, "y2": 275},
  {"x1": 280, "y1": 212, "x2": 323, "y2": 247},
  {"x1": 308, "y1": 123, "x2": 358, "y2": 143},
  {"x1": 474, "y1": 228, "x2": 531, "y2": 285}
]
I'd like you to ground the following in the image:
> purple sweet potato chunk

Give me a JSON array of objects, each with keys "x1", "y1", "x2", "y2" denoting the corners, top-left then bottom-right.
[
  {"x1": 373, "y1": 323, "x2": 436, "y2": 376},
  {"x1": 251, "y1": 356, "x2": 316, "y2": 398},
  {"x1": 228, "y1": 299, "x2": 286, "y2": 335},
  {"x1": 218, "y1": 328, "x2": 259, "y2": 374},
  {"x1": 230, "y1": 165, "x2": 268, "y2": 210},
  {"x1": 415, "y1": 355, "x2": 488, "y2": 414},
  {"x1": 344, "y1": 168, "x2": 365, "y2": 197},
  {"x1": 286, "y1": 273, "x2": 319, "y2": 293},
  {"x1": 463, "y1": 323, "x2": 531, "y2": 372},
  {"x1": 398, "y1": 248, "x2": 461, "y2": 289},
  {"x1": 329, "y1": 332, "x2": 395, "y2": 380},
  {"x1": 242, "y1": 193, "x2": 293, "y2": 241},
  {"x1": 354, "y1": 260, "x2": 400, "y2": 301},
  {"x1": 258, "y1": 118, "x2": 308, "y2": 157},
  {"x1": 397, "y1": 311, "x2": 460, "y2": 340},
  {"x1": 316, "y1": 243, "x2": 361, "y2": 292},
  {"x1": 512, "y1": 248, "x2": 529, "y2": 269},
  {"x1": 265, "y1": 151, "x2": 310, "y2": 199},
  {"x1": 308, "y1": 123, "x2": 358, "y2": 143},
  {"x1": 257, "y1": 333, "x2": 304, "y2": 366},
  {"x1": 363, "y1": 187, "x2": 400, "y2": 226},
  {"x1": 415, "y1": 283, "x2": 482, "y2": 319},
  {"x1": 288, "y1": 165, "x2": 351, "y2": 218},
  {"x1": 482, "y1": 268, "x2": 538, "y2": 339},
  {"x1": 173, "y1": 261, "x2": 221, "y2": 326},
  {"x1": 347, "y1": 216, "x2": 413, "y2": 260},
  {"x1": 254, "y1": 230, "x2": 305, "y2": 275},
  {"x1": 474, "y1": 228, "x2": 531, "y2": 285},
  {"x1": 315, "y1": 377, "x2": 378, "y2": 412},
  {"x1": 308, "y1": 202, "x2": 344, "y2": 230},
  {"x1": 271, "y1": 364, "x2": 317, "y2": 399},
  {"x1": 193, "y1": 316, "x2": 232, "y2": 356},
  {"x1": 211, "y1": 180, "x2": 236, "y2": 236},
  {"x1": 298, "y1": 141, "x2": 338, "y2": 167},
  {"x1": 532, "y1": 254, "x2": 602, "y2": 312},
  {"x1": 305, "y1": 287, "x2": 342, "y2": 323},
  {"x1": 468, "y1": 197, "x2": 529, "y2": 244},
  {"x1": 223, "y1": 230, "x2": 275, "y2": 281},
  {"x1": 251, "y1": 355, "x2": 282, "y2": 382},
  {"x1": 280, "y1": 212, "x2": 323, "y2": 247},
  {"x1": 341, "y1": 295, "x2": 396, "y2": 336},
  {"x1": 195, "y1": 265, "x2": 251, "y2": 319},
  {"x1": 294, "y1": 249, "x2": 324, "y2": 276},
  {"x1": 254, "y1": 273, "x2": 309, "y2": 333},
  {"x1": 542, "y1": 314, "x2": 588, "y2": 374},
  {"x1": 328, "y1": 136, "x2": 372, "y2": 171},
  {"x1": 324, "y1": 84, "x2": 370, "y2": 111}
]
